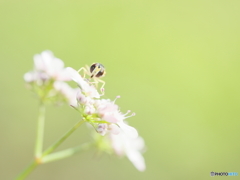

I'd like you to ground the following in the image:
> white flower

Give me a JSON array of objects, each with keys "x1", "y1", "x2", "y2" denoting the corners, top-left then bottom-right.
[
  {"x1": 53, "y1": 81, "x2": 79, "y2": 107},
  {"x1": 24, "y1": 50, "x2": 71, "y2": 83},
  {"x1": 95, "y1": 97, "x2": 134, "y2": 123},
  {"x1": 67, "y1": 68, "x2": 138, "y2": 138},
  {"x1": 66, "y1": 67, "x2": 100, "y2": 98},
  {"x1": 109, "y1": 129, "x2": 146, "y2": 171},
  {"x1": 74, "y1": 92, "x2": 138, "y2": 137},
  {"x1": 94, "y1": 97, "x2": 138, "y2": 138},
  {"x1": 33, "y1": 50, "x2": 71, "y2": 81}
]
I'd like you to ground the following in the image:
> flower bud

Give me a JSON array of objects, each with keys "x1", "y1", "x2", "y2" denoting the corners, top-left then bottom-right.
[
  {"x1": 97, "y1": 123, "x2": 108, "y2": 136},
  {"x1": 84, "y1": 105, "x2": 95, "y2": 115},
  {"x1": 77, "y1": 91, "x2": 87, "y2": 104}
]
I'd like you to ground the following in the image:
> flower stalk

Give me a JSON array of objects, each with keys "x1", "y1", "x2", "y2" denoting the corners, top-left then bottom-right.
[
  {"x1": 42, "y1": 119, "x2": 85, "y2": 157},
  {"x1": 16, "y1": 161, "x2": 38, "y2": 180},
  {"x1": 35, "y1": 102, "x2": 46, "y2": 158},
  {"x1": 42, "y1": 142, "x2": 93, "y2": 163},
  {"x1": 16, "y1": 119, "x2": 85, "y2": 180}
]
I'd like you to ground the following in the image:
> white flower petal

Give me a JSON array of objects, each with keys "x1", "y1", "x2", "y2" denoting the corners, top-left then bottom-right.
[
  {"x1": 109, "y1": 130, "x2": 146, "y2": 171},
  {"x1": 24, "y1": 71, "x2": 36, "y2": 82},
  {"x1": 108, "y1": 124, "x2": 121, "y2": 135},
  {"x1": 34, "y1": 54, "x2": 45, "y2": 71},
  {"x1": 66, "y1": 67, "x2": 100, "y2": 98},
  {"x1": 118, "y1": 122, "x2": 138, "y2": 139},
  {"x1": 55, "y1": 68, "x2": 71, "y2": 81},
  {"x1": 66, "y1": 67, "x2": 87, "y2": 87},
  {"x1": 126, "y1": 150, "x2": 146, "y2": 171},
  {"x1": 52, "y1": 58, "x2": 64, "y2": 70}
]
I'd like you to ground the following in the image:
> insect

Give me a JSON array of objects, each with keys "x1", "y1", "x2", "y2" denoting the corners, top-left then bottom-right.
[{"x1": 78, "y1": 63, "x2": 106, "y2": 91}]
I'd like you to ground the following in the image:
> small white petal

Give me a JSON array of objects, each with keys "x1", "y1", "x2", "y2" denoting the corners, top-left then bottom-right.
[
  {"x1": 34, "y1": 54, "x2": 45, "y2": 71},
  {"x1": 55, "y1": 68, "x2": 71, "y2": 81},
  {"x1": 66, "y1": 67, "x2": 100, "y2": 98},
  {"x1": 32, "y1": 50, "x2": 69, "y2": 81},
  {"x1": 66, "y1": 67, "x2": 88, "y2": 88},
  {"x1": 126, "y1": 150, "x2": 146, "y2": 171},
  {"x1": 118, "y1": 122, "x2": 138, "y2": 139},
  {"x1": 109, "y1": 131, "x2": 146, "y2": 171},
  {"x1": 40, "y1": 50, "x2": 55, "y2": 71},
  {"x1": 108, "y1": 124, "x2": 121, "y2": 135},
  {"x1": 52, "y1": 58, "x2": 64, "y2": 70},
  {"x1": 24, "y1": 72, "x2": 35, "y2": 82}
]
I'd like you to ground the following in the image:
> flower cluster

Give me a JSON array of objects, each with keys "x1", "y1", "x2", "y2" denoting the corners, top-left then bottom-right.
[
  {"x1": 66, "y1": 67, "x2": 138, "y2": 138},
  {"x1": 24, "y1": 50, "x2": 78, "y2": 106},
  {"x1": 24, "y1": 50, "x2": 146, "y2": 171}
]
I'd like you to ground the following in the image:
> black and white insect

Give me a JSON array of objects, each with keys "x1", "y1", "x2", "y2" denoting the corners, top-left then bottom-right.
[{"x1": 78, "y1": 63, "x2": 106, "y2": 91}]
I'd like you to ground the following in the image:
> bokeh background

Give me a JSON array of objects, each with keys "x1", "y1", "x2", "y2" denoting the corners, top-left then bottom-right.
[{"x1": 1, "y1": 0, "x2": 240, "y2": 179}]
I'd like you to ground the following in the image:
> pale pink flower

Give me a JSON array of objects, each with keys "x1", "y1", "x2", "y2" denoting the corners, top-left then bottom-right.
[
  {"x1": 109, "y1": 129, "x2": 146, "y2": 171},
  {"x1": 24, "y1": 50, "x2": 71, "y2": 83},
  {"x1": 67, "y1": 68, "x2": 138, "y2": 138},
  {"x1": 66, "y1": 67, "x2": 100, "y2": 98},
  {"x1": 94, "y1": 97, "x2": 138, "y2": 138},
  {"x1": 95, "y1": 99, "x2": 119, "y2": 123},
  {"x1": 96, "y1": 97, "x2": 131, "y2": 123},
  {"x1": 33, "y1": 50, "x2": 71, "y2": 81}
]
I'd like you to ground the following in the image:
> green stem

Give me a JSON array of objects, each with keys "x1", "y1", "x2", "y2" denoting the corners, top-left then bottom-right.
[
  {"x1": 42, "y1": 119, "x2": 85, "y2": 157},
  {"x1": 35, "y1": 102, "x2": 45, "y2": 158},
  {"x1": 42, "y1": 142, "x2": 93, "y2": 163},
  {"x1": 15, "y1": 119, "x2": 85, "y2": 180},
  {"x1": 15, "y1": 161, "x2": 38, "y2": 180}
]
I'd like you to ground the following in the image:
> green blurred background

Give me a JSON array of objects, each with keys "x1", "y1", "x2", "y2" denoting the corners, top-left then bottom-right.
[{"x1": 1, "y1": 0, "x2": 240, "y2": 179}]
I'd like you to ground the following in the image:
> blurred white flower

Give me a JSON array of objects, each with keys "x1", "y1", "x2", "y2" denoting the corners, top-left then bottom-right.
[
  {"x1": 24, "y1": 51, "x2": 78, "y2": 106},
  {"x1": 117, "y1": 121, "x2": 138, "y2": 139},
  {"x1": 33, "y1": 50, "x2": 71, "y2": 81},
  {"x1": 109, "y1": 129, "x2": 146, "y2": 171},
  {"x1": 24, "y1": 50, "x2": 71, "y2": 83}
]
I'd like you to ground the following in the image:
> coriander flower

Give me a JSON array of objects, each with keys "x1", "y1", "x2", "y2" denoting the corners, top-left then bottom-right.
[
  {"x1": 77, "y1": 91, "x2": 138, "y2": 137},
  {"x1": 24, "y1": 51, "x2": 77, "y2": 105},
  {"x1": 33, "y1": 50, "x2": 71, "y2": 81},
  {"x1": 94, "y1": 97, "x2": 138, "y2": 138},
  {"x1": 24, "y1": 50, "x2": 71, "y2": 83},
  {"x1": 67, "y1": 67, "x2": 138, "y2": 137}
]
